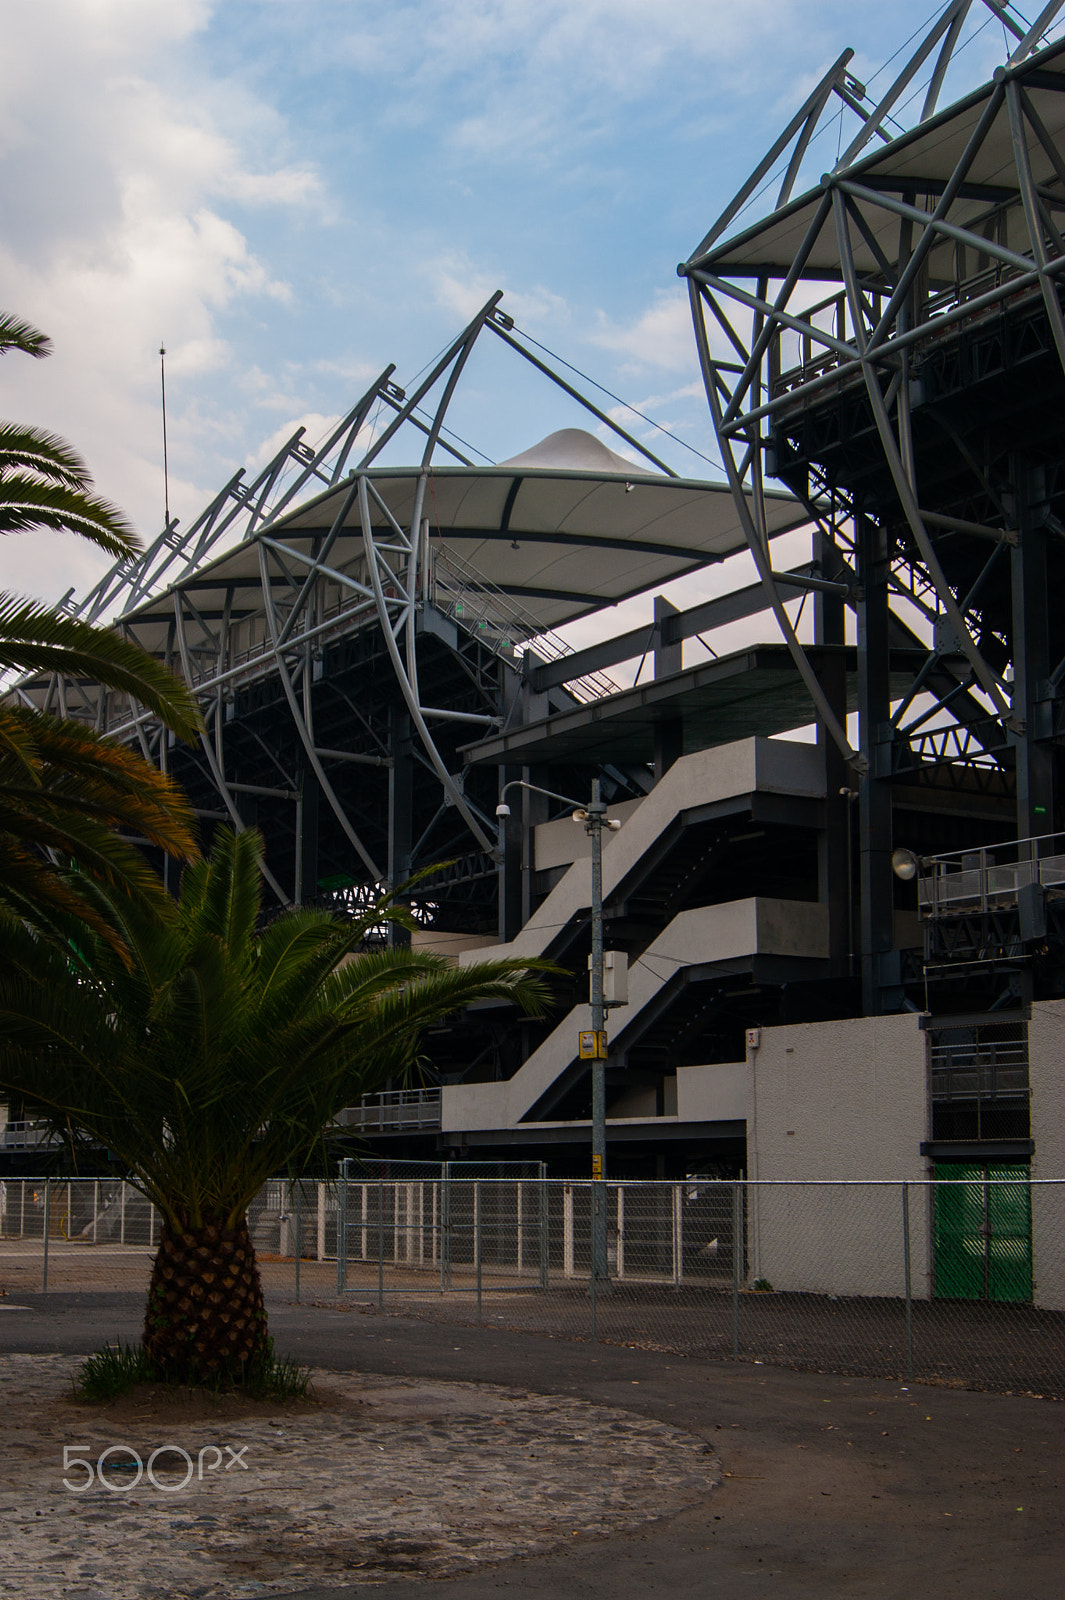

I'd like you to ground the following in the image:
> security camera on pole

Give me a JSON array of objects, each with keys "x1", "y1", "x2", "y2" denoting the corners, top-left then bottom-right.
[{"x1": 496, "y1": 777, "x2": 624, "y2": 1291}]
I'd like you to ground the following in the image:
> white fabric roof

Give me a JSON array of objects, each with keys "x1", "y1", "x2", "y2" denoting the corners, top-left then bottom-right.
[
  {"x1": 692, "y1": 38, "x2": 1065, "y2": 284},
  {"x1": 116, "y1": 431, "x2": 806, "y2": 659}
]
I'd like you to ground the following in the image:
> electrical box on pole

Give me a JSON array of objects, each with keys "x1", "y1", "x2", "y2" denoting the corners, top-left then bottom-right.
[{"x1": 590, "y1": 950, "x2": 628, "y2": 1007}]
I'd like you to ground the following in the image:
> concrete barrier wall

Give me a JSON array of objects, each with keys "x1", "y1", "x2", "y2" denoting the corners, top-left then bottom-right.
[
  {"x1": 746, "y1": 1014, "x2": 931, "y2": 1298},
  {"x1": 1029, "y1": 1000, "x2": 1065, "y2": 1310}
]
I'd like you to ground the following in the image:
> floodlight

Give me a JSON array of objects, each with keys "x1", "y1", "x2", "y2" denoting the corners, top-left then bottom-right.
[{"x1": 891, "y1": 848, "x2": 920, "y2": 881}]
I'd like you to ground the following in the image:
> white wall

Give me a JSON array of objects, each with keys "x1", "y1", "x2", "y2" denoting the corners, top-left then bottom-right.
[
  {"x1": 533, "y1": 798, "x2": 643, "y2": 872},
  {"x1": 746, "y1": 1014, "x2": 931, "y2": 1298},
  {"x1": 676, "y1": 1061, "x2": 746, "y2": 1123},
  {"x1": 1028, "y1": 999, "x2": 1065, "y2": 1311},
  {"x1": 458, "y1": 735, "x2": 826, "y2": 967},
  {"x1": 411, "y1": 928, "x2": 489, "y2": 959},
  {"x1": 442, "y1": 898, "x2": 828, "y2": 1133}
]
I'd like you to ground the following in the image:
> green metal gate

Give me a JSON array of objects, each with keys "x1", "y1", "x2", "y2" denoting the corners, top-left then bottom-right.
[{"x1": 933, "y1": 1164, "x2": 1032, "y2": 1302}]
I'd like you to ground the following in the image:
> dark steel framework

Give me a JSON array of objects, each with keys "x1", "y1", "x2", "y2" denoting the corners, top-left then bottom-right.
[
  {"x1": 13, "y1": 296, "x2": 698, "y2": 937},
  {"x1": 12, "y1": 3, "x2": 1065, "y2": 1169},
  {"x1": 681, "y1": 0, "x2": 1065, "y2": 1013}
]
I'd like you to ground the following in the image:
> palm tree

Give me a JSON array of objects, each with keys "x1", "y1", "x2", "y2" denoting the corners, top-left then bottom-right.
[
  {"x1": 0, "y1": 311, "x2": 202, "y2": 932},
  {"x1": 0, "y1": 827, "x2": 553, "y2": 1378}
]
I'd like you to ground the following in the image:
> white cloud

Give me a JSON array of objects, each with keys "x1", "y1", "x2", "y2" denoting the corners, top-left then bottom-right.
[
  {"x1": 328, "y1": 0, "x2": 816, "y2": 162},
  {"x1": 314, "y1": 356, "x2": 389, "y2": 385},
  {"x1": 0, "y1": 1, "x2": 325, "y2": 603},
  {"x1": 430, "y1": 255, "x2": 570, "y2": 331},
  {"x1": 590, "y1": 291, "x2": 697, "y2": 374},
  {"x1": 248, "y1": 413, "x2": 345, "y2": 474}
]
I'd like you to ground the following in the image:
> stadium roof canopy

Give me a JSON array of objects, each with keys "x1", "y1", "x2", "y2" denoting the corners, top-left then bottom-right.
[
  {"x1": 689, "y1": 36, "x2": 1065, "y2": 284},
  {"x1": 117, "y1": 427, "x2": 808, "y2": 650}
]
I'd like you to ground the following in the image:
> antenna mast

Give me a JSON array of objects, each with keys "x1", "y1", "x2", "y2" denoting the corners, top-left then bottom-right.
[{"x1": 159, "y1": 342, "x2": 171, "y2": 528}]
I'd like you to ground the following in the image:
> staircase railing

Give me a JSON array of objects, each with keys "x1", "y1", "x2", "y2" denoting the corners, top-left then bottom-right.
[{"x1": 430, "y1": 543, "x2": 621, "y2": 704}]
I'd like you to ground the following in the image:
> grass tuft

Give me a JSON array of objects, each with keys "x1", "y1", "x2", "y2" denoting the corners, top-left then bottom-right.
[
  {"x1": 73, "y1": 1339, "x2": 312, "y2": 1403},
  {"x1": 74, "y1": 1341, "x2": 156, "y2": 1401}
]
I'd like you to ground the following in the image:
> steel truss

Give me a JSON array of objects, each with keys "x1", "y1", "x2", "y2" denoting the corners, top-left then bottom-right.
[
  {"x1": 15, "y1": 296, "x2": 679, "y2": 927},
  {"x1": 682, "y1": 1, "x2": 1065, "y2": 1010}
]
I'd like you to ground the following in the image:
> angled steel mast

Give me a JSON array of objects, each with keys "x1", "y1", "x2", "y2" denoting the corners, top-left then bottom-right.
[{"x1": 18, "y1": 296, "x2": 702, "y2": 923}]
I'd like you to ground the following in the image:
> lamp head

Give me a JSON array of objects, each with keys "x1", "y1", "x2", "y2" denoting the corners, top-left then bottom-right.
[
  {"x1": 495, "y1": 802, "x2": 511, "y2": 818},
  {"x1": 891, "y1": 847, "x2": 920, "y2": 881}
]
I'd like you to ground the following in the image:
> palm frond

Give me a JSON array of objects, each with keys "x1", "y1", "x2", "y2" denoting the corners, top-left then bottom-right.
[
  {"x1": 6, "y1": 709, "x2": 159, "y2": 776},
  {"x1": 0, "y1": 478, "x2": 137, "y2": 558},
  {"x1": 0, "y1": 722, "x2": 199, "y2": 862},
  {"x1": 0, "y1": 313, "x2": 51, "y2": 360},
  {"x1": 179, "y1": 826, "x2": 262, "y2": 956},
  {"x1": 0, "y1": 706, "x2": 44, "y2": 783},
  {"x1": 0, "y1": 422, "x2": 92, "y2": 487}
]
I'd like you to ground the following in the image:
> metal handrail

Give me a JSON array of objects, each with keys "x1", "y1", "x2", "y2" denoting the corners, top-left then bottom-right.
[
  {"x1": 918, "y1": 831, "x2": 1065, "y2": 917},
  {"x1": 336, "y1": 1089, "x2": 443, "y2": 1131},
  {"x1": 0, "y1": 1120, "x2": 61, "y2": 1150}
]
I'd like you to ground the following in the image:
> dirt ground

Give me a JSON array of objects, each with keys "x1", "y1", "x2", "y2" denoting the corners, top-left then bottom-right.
[{"x1": 1, "y1": 1289, "x2": 1062, "y2": 1599}]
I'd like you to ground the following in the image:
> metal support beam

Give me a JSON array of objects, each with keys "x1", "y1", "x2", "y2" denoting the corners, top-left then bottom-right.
[
  {"x1": 296, "y1": 770, "x2": 319, "y2": 906},
  {"x1": 1011, "y1": 463, "x2": 1056, "y2": 834},
  {"x1": 856, "y1": 512, "x2": 896, "y2": 1014},
  {"x1": 815, "y1": 530, "x2": 852, "y2": 979},
  {"x1": 498, "y1": 762, "x2": 524, "y2": 944},
  {"x1": 388, "y1": 707, "x2": 413, "y2": 947},
  {"x1": 529, "y1": 565, "x2": 822, "y2": 691}
]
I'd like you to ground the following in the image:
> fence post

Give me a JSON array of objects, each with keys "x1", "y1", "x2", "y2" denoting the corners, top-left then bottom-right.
[
  {"x1": 377, "y1": 1175, "x2": 385, "y2": 1309},
  {"x1": 539, "y1": 1170, "x2": 549, "y2": 1290},
  {"x1": 589, "y1": 1184, "x2": 597, "y2": 1342},
  {"x1": 20, "y1": 1179, "x2": 26, "y2": 1239},
  {"x1": 475, "y1": 1180, "x2": 483, "y2": 1326},
  {"x1": 731, "y1": 1181, "x2": 742, "y2": 1358},
  {"x1": 902, "y1": 1182, "x2": 914, "y2": 1382},
  {"x1": 294, "y1": 1180, "x2": 301, "y2": 1304},
  {"x1": 516, "y1": 1181, "x2": 524, "y2": 1275},
  {"x1": 673, "y1": 1183, "x2": 683, "y2": 1286},
  {"x1": 336, "y1": 1170, "x2": 348, "y2": 1296},
  {"x1": 563, "y1": 1184, "x2": 574, "y2": 1278},
  {"x1": 119, "y1": 1181, "x2": 126, "y2": 1245},
  {"x1": 441, "y1": 1167, "x2": 452, "y2": 1292},
  {"x1": 92, "y1": 1180, "x2": 99, "y2": 1245},
  {"x1": 616, "y1": 1185, "x2": 625, "y2": 1280},
  {"x1": 317, "y1": 1182, "x2": 326, "y2": 1261},
  {"x1": 42, "y1": 1180, "x2": 50, "y2": 1293}
]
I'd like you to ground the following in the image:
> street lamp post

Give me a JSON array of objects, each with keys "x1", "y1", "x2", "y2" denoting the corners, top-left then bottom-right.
[
  {"x1": 585, "y1": 778, "x2": 608, "y2": 1189},
  {"x1": 496, "y1": 776, "x2": 619, "y2": 1289}
]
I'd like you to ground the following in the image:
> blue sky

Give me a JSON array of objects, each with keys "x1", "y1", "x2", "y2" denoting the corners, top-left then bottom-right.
[{"x1": 0, "y1": 0, "x2": 1055, "y2": 614}]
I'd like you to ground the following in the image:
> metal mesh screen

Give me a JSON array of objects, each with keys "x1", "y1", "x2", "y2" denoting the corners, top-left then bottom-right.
[{"x1": 2, "y1": 1175, "x2": 1061, "y2": 1396}]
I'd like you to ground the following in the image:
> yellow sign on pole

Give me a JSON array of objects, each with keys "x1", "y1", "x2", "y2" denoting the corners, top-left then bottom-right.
[
  {"x1": 591, "y1": 1153, "x2": 603, "y2": 1180},
  {"x1": 578, "y1": 1030, "x2": 608, "y2": 1059}
]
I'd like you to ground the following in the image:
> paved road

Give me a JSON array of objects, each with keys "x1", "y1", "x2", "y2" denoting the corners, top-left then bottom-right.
[{"x1": 2, "y1": 1291, "x2": 1061, "y2": 1599}]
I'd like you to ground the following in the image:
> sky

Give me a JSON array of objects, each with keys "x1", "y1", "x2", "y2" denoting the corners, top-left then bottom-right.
[{"x1": 0, "y1": 0, "x2": 1057, "y2": 643}]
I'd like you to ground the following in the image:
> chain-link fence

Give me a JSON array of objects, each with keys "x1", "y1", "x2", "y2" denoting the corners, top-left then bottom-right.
[{"x1": 2, "y1": 1175, "x2": 1062, "y2": 1397}]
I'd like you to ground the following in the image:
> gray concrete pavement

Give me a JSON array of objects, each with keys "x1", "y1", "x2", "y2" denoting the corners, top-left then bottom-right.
[{"x1": 1, "y1": 1290, "x2": 1061, "y2": 1599}]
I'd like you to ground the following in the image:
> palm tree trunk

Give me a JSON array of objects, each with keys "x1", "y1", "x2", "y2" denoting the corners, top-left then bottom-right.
[{"x1": 143, "y1": 1215, "x2": 267, "y2": 1375}]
